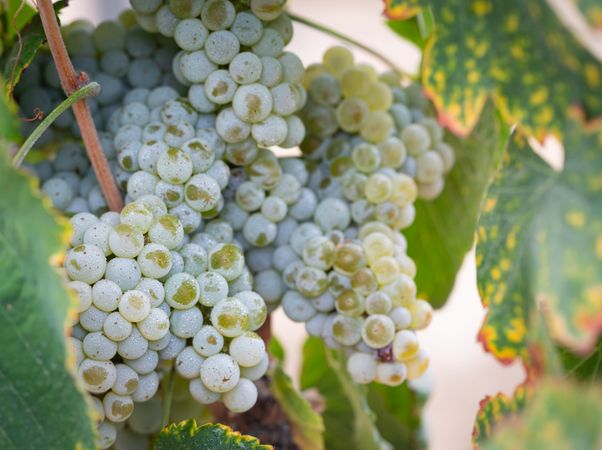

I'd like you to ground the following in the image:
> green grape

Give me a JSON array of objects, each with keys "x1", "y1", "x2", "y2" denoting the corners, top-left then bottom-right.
[
  {"x1": 295, "y1": 266, "x2": 329, "y2": 298},
  {"x1": 335, "y1": 97, "x2": 369, "y2": 132},
  {"x1": 350, "y1": 267, "x2": 378, "y2": 296},
  {"x1": 360, "y1": 110, "x2": 394, "y2": 144},
  {"x1": 362, "y1": 81, "x2": 393, "y2": 112},
  {"x1": 331, "y1": 314, "x2": 362, "y2": 346},
  {"x1": 362, "y1": 231, "x2": 394, "y2": 263},
  {"x1": 333, "y1": 242, "x2": 366, "y2": 276},
  {"x1": 370, "y1": 255, "x2": 401, "y2": 285},
  {"x1": 302, "y1": 236, "x2": 335, "y2": 270},
  {"x1": 347, "y1": 352, "x2": 376, "y2": 384},
  {"x1": 309, "y1": 74, "x2": 341, "y2": 106},
  {"x1": 323, "y1": 46, "x2": 354, "y2": 77},
  {"x1": 201, "y1": 0, "x2": 236, "y2": 31},
  {"x1": 210, "y1": 298, "x2": 249, "y2": 337},
  {"x1": 405, "y1": 348, "x2": 429, "y2": 380},
  {"x1": 335, "y1": 289, "x2": 365, "y2": 317},
  {"x1": 416, "y1": 150, "x2": 444, "y2": 184},
  {"x1": 361, "y1": 314, "x2": 395, "y2": 348},
  {"x1": 379, "y1": 136, "x2": 407, "y2": 169},
  {"x1": 365, "y1": 291, "x2": 392, "y2": 315},
  {"x1": 340, "y1": 67, "x2": 372, "y2": 98},
  {"x1": 400, "y1": 123, "x2": 431, "y2": 155},
  {"x1": 364, "y1": 173, "x2": 393, "y2": 204}
]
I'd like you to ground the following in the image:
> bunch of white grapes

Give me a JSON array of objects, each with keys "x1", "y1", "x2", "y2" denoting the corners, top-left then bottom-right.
[
  {"x1": 108, "y1": 86, "x2": 232, "y2": 234},
  {"x1": 301, "y1": 46, "x2": 455, "y2": 203},
  {"x1": 128, "y1": 0, "x2": 306, "y2": 149},
  {"x1": 64, "y1": 196, "x2": 269, "y2": 448}
]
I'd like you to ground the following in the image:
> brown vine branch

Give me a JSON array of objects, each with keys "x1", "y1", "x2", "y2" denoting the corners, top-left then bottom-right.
[{"x1": 35, "y1": 0, "x2": 123, "y2": 212}]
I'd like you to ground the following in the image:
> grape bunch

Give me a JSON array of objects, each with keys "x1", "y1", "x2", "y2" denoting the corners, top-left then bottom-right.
[
  {"x1": 128, "y1": 0, "x2": 306, "y2": 149},
  {"x1": 64, "y1": 196, "x2": 269, "y2": 448}
]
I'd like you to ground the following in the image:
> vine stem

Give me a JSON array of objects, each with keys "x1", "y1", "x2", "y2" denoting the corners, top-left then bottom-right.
[
  {"x1": 12, "y1": 82, "x2": 101, "y2": 167},
  {"x1": 36, "y1": 0, "x2": 123, "y2": 212},
  {"x1": 288, "y1": 12, "x2": 412, "y2": 80}
]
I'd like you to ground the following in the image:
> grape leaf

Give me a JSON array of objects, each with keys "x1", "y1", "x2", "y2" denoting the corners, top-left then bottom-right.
[
  {"x1": 472, "y1": 383, "x2": 531, "y2": 447},
  {"x1": 0, "y1": 149, "x2": 96, "y2": 449},
  {"x1": 0, "y1": 80, "x2": 19, "y2": 140},
  {"x1": 386, "y1": 18, "x2": 425, "y2": 50},
  {"x1": 477, "y1": 111, "x2": 602, "y2": 366},
  {"x1": 383, "y1": 0, "x2": 602, "y2": 139},
  {"x1": 2, "y1": 1, "x2": 65, "y2": 95},
  {"x1": 574, "y1": 0, "x2": 602, "y2": 30},
  {"x1": 0, "y1": 0, "x2": 36, "y2": 40},
  {"x1": 270, "y1": 362, "x2": 325, "y2": 450},
  {"x1": 404, "y1": 101, "x2": 509, "y2": 307},
  {"x1": 481, "y1": 380, "x2": 602, "y2": 450},
  {"x1": 156, "y1": 420, "x2": 273, "y2": 450},
  {"x1": 300, "y1": 337, "x2": 421, "y2": 450}
]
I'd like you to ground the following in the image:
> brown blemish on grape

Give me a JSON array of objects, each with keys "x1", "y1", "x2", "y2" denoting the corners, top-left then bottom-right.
[
  {"x1": 186, "y1": 184, "x2": 213, "y2": 203},
  {"x1": 125, "y1": 378, "x2": 138, "y2": 392},
  {"x1": 165, "y1": 189, "x2": 181, "y2": 202},
  {"x1": 207, "y1": 335, "x2": 217, "y2": 345},
  {"x1": 111, "y1": 399, "x2": 133, "y2": 419},
  {"x1": 158, "y1": 215, "x2": 179, "y2": 235},
  {"x1": 245, "y1": 93, "x2": 262, "y2": 120},
  {"x1": 69, "y1": 259, "x2": 82, "y2": 271},
  {"x1": 210, "y1": 244, "x2": 240, "y2": 270},
  {"x1": 83, "y1": 366, "x2": 107, "y2": 385},
  {"x1": 145, "y1": 250, "x2": 171, "y2": 269},
  {"x1": 173, "y1": 280, "x2": 198, "y2": 305},
  {"x1": 211, "y1": 81, "x2": 229, "y2": 97}
]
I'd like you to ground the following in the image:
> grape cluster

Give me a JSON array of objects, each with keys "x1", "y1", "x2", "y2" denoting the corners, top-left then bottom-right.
[
  {"x1": 129, "y1": 0, "x2": 306, "y2": 149},
  {"x1": 64, "y1": 196, "x2": 269, "y2": 448}
]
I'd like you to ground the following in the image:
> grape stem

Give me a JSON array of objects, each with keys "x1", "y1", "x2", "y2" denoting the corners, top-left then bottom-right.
[
  {"x1": 36, "y1": 0, "x2": 123, "y2": 212},
  {"x1": 12, "y1": 82, "x2": 101, "y2": 167},
  {"x1": 161, "y1": 364, "x2": 176, "y2": 428},
  {"x1": 287, "y1": 12, "x2": 413, "y2": 80}
]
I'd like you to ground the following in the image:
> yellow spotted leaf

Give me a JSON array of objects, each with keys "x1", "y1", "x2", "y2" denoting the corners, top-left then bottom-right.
[
  {"x1": 477, "y1": 111, "x2": 602, "y2": 366},
  {"x1": 472, "y1": 383, "x2": 531, "y2": 446},
  {"x1": 383, "y1": 0, "x2": 602, "y2": 139},
  {"x1": 156, "y1": 420, "x2": 273, "y2": 450},
  {"x1": 481, "y1": 379, "x2": 602, "y2": 450}
]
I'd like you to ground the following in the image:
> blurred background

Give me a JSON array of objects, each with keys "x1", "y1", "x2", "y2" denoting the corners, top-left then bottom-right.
[{"x1": 60, "y1": 1, "x2": 526, "y2": 449}]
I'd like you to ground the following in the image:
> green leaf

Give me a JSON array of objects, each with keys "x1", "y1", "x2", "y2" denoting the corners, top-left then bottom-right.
[
  {"x1": 156, "y1": 420, "x2": 273, "y2": 450},
  {"x1": 270, "y1": 364, "x2": 325, "y2": 450},
  {"x1": 0, "y1": 0, "x2": 36, "y2": 41},
  {"x1": 2, "y1": 1, "x2": 65, "y2": 94},
  {"x1": 367, "y1": 383, "x2": 423, "y2": 449},
  {"x1": 268, "y1": 334, "x2": 285, "y2": 362},
  {"x1": 0, "y1": 79, "x2": 19, "y2": 141},
  {"x1": 481, "y1": 380, "x2": 602, "y2": 450},
  {"x1": 384, "y1": 0, "x2": 602, "y2": 139},
  {"x1": 477, "y1": 111, "x2": 602, "y2": 366},
  {"x1": 405, "y1": 100, "x2": 509, "y2": 307},
  {"x1": 0, "y1": 148, "x2": 96, "y2": 449},
  {"x1": 386, "y1": 18, "x2": 425, "y2": 50},
  {"x1": 574, "y1": 0, "x2": 602, "y2": 30},
  {"x1": 557, "y1": 338, "x2": 602, "y2": 381},
  {"x1": 300, "y1": 337, "x2": 421, "y2": 450},
  {"x1": 472, "y1": 383, "x2": 531, "y2": 446}
]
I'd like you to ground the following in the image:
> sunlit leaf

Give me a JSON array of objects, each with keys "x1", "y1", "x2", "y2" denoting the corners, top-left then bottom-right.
[
  {"x1": 0, "y1": 148, "x2": 96, "y2": 449},
  {"x1": 481, "y1": 380, "x2": 602, "y2": 450},
  {"x1": 477, "y1": 111, "x2": 602, "y2": 366},
  {"x1": 156, "y1": 420, "x2": 273, "y2": 450},
  {"x1": 383, "y1": 0, "x2": 602, "y2": 138}
]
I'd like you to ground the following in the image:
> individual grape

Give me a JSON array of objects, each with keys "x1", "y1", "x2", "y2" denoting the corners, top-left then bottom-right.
[
  {"x1": 251, "y1": 115, "x2": 287, "y2": 147},
  {"x1": 201, "y1": 0, "x2": 236, "y2": 31},
  {"x1": 228, "y1": 331, "x2": 265, "y2": 367},
  {"x1": 70, "y1": 213, "x2": 99, "y2": 246},
  {"x1": 434, "y1": 142, "x2": 455, "y2": 173},
  {"x1": 180, "y1": 50, "x2": 218, "y2": 83},
  {"x1": 97, "y1": 420, "x2": 117, "y2": 449},
  {"x1": 80, "y1": 305, "x2": 110, "y2": 332},
  {"x1": 222, "y1": 378, "x2": 258, "y2": 413},
  {"x1": 400, "y1": 123, "x2": 430, "y2": 155},
  {"x1": 330, "y1": 314, "x2": 362, "y2": 346},
  {"x1": 240, "y1": 352, "x2": 269, "y2": 381},
  {"x1": 216, "y1": 107, "x2": 251, "y2": 143},
  {"x1": 67, "y1": 280, "x2": 93, "y2": 313},
  {"x1": 156, "y1": 5, "x2": 179, "y2": 37},
  {"x1": 260, "y1": 56, "x2": 283, "y2": 87},
  {"x1": 79, "y1": 359, "x2": 117, "y2": 393},
  {"x1": 261, "y1": 196, "x2": 287, "y2": 222},
  {"x1": 171, "y1": 307, "x2": 203, "y2": 338},
  {"x1": 131, "y1": 371, "x2": 160, "y2": 401},
  {"x1": 347, "y1": 352, "x2": 377, "y2": 384},
  {"x1": 103, "y1": 312, "x2": 133, "y2": 342},
  {"x1": 65, "y1": 244, "x2": 107, "y2": 284},
  {"x1": 232, "y1": 84, "x2": 273, "y2": 123},
  {"x1": 189, "y1": 377, "x2": 221, "y2": 404},
  {"x1": 314, "y1": 198, "x2": 351, "y2": 232},
  {"x1": 112, "y1": 363, "x2": 140, "y2": 396},
  {"x1": 124, "y1": 348, "x2": 159, "y2": 374},
  {"x1": 281, "y1": 115, "x2": 305, "y2": 148},
  {"x1": 42, "y1": 177, "x2": 74, "y2": 210},
  {"x1": 205, "y1": 30, "x2": 240, "y2": 65},
  {"x1": 235, "y1": 291, "x2": 267, "y2": 330},
  {"x1": 164, "y1": 272, "x2": 200, "y2": 309},
  {"x1": 169, "y1": 0, "x2": 205, "y2": 19},
  {"x1": 175, "y1": 346, "x2": 205, "y2": 378},
  {"x1": 109, "y1": 224, "x2": 145, "y2": 258},
  {"x1": 360, "y1": 111, "x2": 394, "y2": 144},
  {"x1": 405, "y1": 348, "x2": 429, "y2": 380},
  {"x1": 376, "y1": 361, "x2": 407, "y2": 386},
  {"x1": 204, "y1": 70, "x2": 237, "y2": 104},
  {"x1": 200, "y1": 353, "x2": 240, "y2": 392},
  {"x1": 156, "y1": 148, "x2": 193, "y2": 185},
  {"x1": 148, "y1": 215, "x2": 184, "y2": 249},
  {"x1": 415, "y1": 150, "x2": 444, "y2": 184},
  {"x1": 208, "y1": 243, "x2": 245, "y2": 280},
  {"x1": 210, "y1": 297, "x2": 249, "y2": 337},
  {"x1": 323, "y1": 46, "x2": 354, "y2": 77},
  {"x1": 138, "y1": 307, "x2": 170, "y2": 341},
  {"x1": 251, "y1": 28, "x2": 284, "y2": 57},
  {"x1": 229, "y1": 52, "x2": 262, "y2": 85},
  {"x1": 130, "y1": 0, "x2": 162, "y2": 15},
  {"x1": 281, "y1": 291, "x2": 316, "y2": 322},
  {"x1": 119, "y1": 290, "x2": 151, "y2": 322},
  {"x1": 279, "y1": 52, "x2": 304, "y2": 84},
  {"x1": 253, "y1": 269, "x2": 284, "y2": 305}
]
